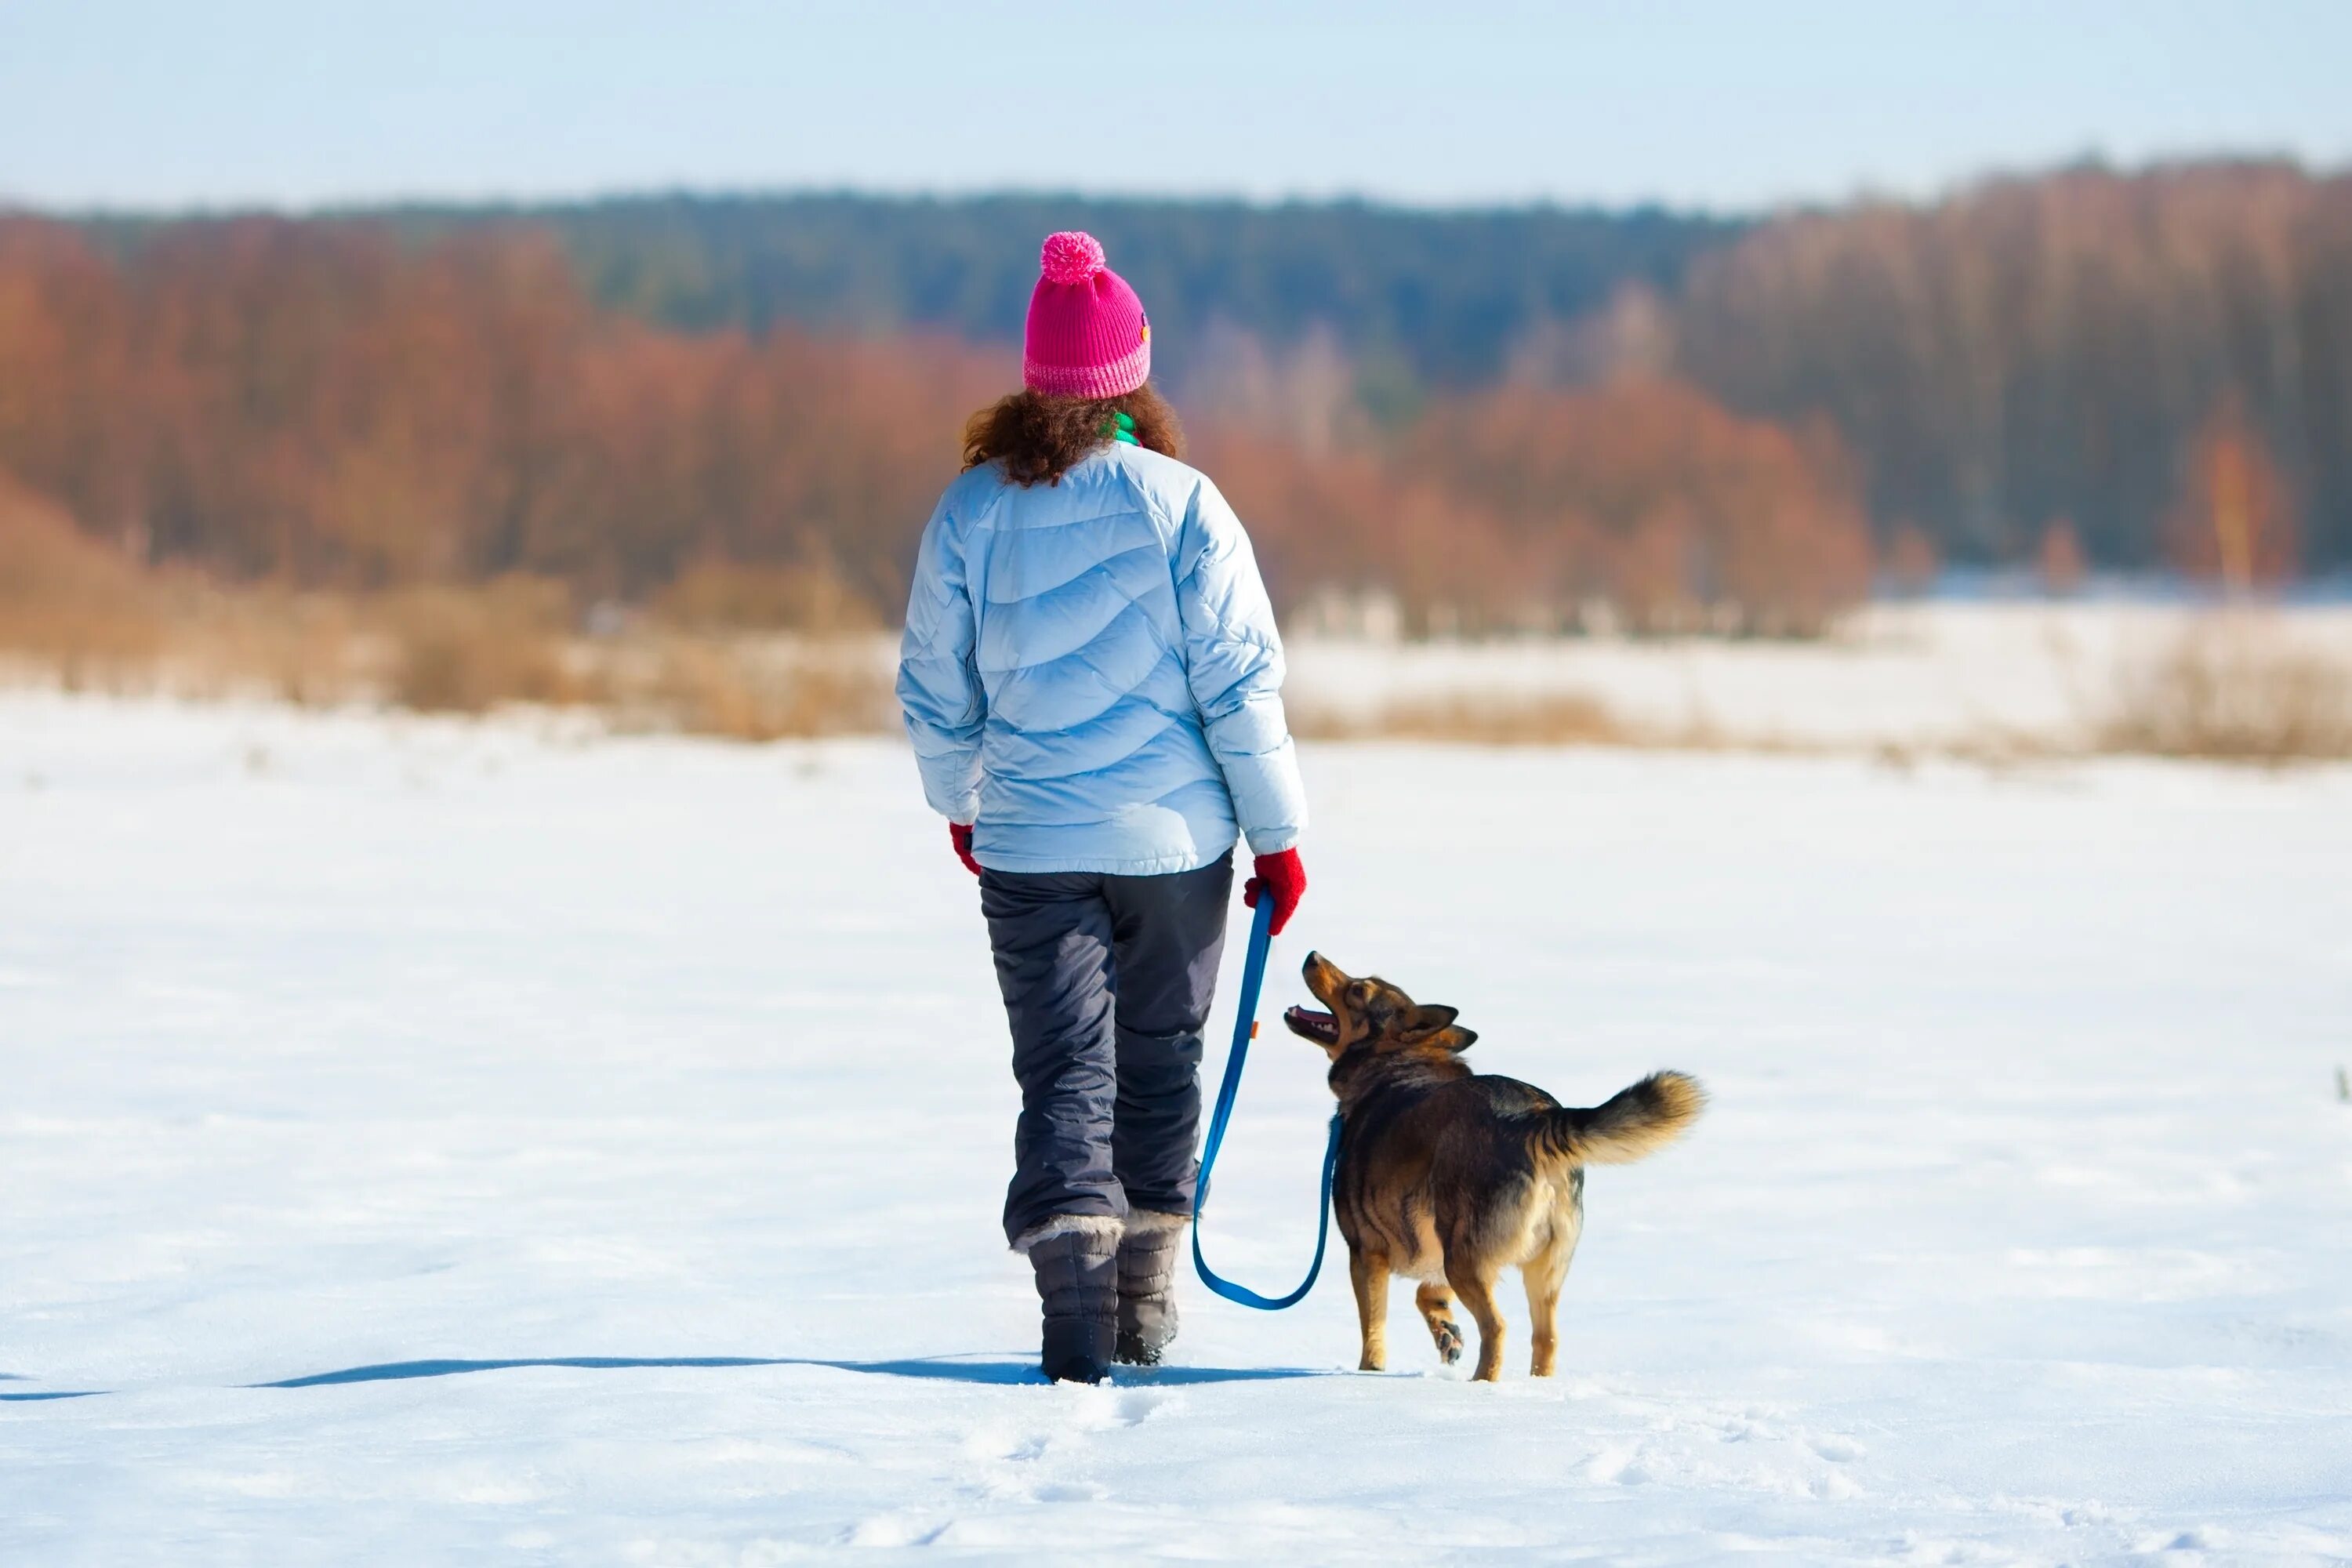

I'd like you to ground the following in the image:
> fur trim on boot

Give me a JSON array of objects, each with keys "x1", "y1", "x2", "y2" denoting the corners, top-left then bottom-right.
[
  {"x1": 1115, "y1": 1210, "x2": 1189, "y2": 1366},
  {"x1": 1025, "y1": 1221, "x2": 1121, "y2": 1384},
  {"x1": 1122, "y1": 1207, "x2": 1191, "y2": 1238},
  {"x1": 1010, "y1": 1213, "x2": 1123, "y2": 1255}
]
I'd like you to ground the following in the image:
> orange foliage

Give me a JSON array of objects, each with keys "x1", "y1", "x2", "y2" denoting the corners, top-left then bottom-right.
[
  {"x1": 0, "y1": 216, "x2": 1873, "y2": 637},
  {"x1": 0, "y1": 216, "x2": 1007, "y2": 614},
  {"x1": 1203, "y1": 382, "x2": 1873, "y2": 636},
  {"x1": 2166, "y1": 395, "x2": 2297, "y2": 591}
]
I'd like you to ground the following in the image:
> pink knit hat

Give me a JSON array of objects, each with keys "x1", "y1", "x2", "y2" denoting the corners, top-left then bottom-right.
[{"x1": 1022, "y1": 231, "x2": 1150, "y2": 399}]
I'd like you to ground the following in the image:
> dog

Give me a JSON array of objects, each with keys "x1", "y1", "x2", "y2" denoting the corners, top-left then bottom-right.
[{"x1": 1282, "y1": 951, "x2": 1704, "y2": 1381}]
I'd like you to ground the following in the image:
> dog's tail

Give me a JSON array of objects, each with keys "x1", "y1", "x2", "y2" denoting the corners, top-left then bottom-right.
[{"x1": 1537, "y1": 1071, "x2": 1706, "y2": 1166}]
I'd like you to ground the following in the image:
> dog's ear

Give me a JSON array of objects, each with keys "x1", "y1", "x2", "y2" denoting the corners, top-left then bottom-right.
[
  {"x1": 1396, "y1": 1004, "x2": 1459, "y2": 1043},
  {"x1": 1397, "y1": 1005, "x2": 1475, "y2": 1054}
]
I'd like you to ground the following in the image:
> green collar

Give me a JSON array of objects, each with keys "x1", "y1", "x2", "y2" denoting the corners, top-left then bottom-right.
[{"x1": 1104, "y1": 410, "x2": 1138, "y2": 446}]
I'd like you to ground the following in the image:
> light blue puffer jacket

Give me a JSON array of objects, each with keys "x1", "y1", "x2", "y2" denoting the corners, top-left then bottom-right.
[{"x1": 898, "y1": 444, "x2": 1307, "y2": 875}]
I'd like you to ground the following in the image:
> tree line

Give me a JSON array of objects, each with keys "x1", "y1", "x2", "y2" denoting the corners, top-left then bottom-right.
[
  {"x1": 7, "y1": 159, "x2": 2333, "y2": 637},
  {"x1": 1668, "y1": 162, "x2": 2347, "y2": 575},
  {"x1": 121, "y1": 160, "x2": 2336, "y2": 578},
  {"x1": 0, "y1": 215, "x2": 1869, "y2": 634},
  {"x1": 0, "y1": 217, "x2": 1001, "y2": 612}
]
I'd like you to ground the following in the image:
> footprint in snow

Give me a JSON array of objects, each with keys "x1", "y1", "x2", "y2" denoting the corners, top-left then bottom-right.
[
  {"x1": 841, "y1": 1515, "x2": 951, "y2": 1548},
  {"x1": 1810, "y1": 1470, "x2": 1864, "y2": 1501},
  {"x1": 1056, "y1": 1385, "x2": 1171, "y2": 1431},
  {"x1": 1114, "y1": 1389, "x2": 1167, "y2": 1425},
  {"x1": 958, "y1": 1423, "x2": 1051, "y2": 1466},
  {"x1": 1584, "y1": 1445, "x2": 1655, "y2": 1486}
]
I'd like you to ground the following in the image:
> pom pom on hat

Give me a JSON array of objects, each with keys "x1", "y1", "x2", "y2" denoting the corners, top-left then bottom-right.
[{"x1": 1040, "y1": 230, "x2": 1108, "y2": 285}]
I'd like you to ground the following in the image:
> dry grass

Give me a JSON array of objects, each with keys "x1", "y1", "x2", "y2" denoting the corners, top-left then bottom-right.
[
  {"x1": 596, "y1": 634, "x2": 894, "y2": 741},
  {"x1": 0, "y1": 474, "x2": 168, "y2": 684},
  {"x1": 377, "y1": 578, "x2": 584, "y2": 713},
  {"x1": 1294, "y1": 691, "x2": 1635, "y2": 746},
  {"x1": 11, "y1": 478, "x2": 2345, "y2": 763},
  {"x1": 2, "y1": 475, "x2": 375, "y2": 704},
  {"x1": 2095, "y1": 617, "x2": 2352, "y2": 764},
  {"x1": 652, "y1": 560, "x2": 882, "y2": 635},
  {"x1": 1289, "y1": 690, "x2": 1810, "y2": 753},
  {"x1": 0, "y1": 487, "x2": 892, "y2": 739}
]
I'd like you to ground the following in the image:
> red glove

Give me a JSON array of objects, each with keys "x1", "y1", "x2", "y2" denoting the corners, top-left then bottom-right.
[
  {"x1": 949, "y1": 822, "x2": 982, "y2": 877},
  {"x1": 1242, "y1": 848, "x2": 1306, "y2": 936}
]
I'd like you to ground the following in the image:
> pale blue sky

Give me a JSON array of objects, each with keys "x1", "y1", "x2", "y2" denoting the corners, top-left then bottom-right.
[{"x1": 4, "y1": 0, "x2": 2347, "y2": 213}]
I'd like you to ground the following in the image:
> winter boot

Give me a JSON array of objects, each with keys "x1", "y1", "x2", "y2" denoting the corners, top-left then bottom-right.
[
  {"x1": 1115, "y1": 1210, "x2": 1189, "y2": 1366},
  {"x1": 1019, "y1": 1218, "x2": 1121, "y2": 1384}
]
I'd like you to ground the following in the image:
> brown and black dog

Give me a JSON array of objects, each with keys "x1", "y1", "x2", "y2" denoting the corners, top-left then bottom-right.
[{"x1": 1283, "y1": 952, "x2": 1704, "y2": 1381}]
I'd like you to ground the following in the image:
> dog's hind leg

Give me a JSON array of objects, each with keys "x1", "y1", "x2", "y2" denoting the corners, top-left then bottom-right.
[
  {"x1": 1522, "y1": 1247, "x2": 1570, "y2": 1377},
  {"x1": 1446, "y1": 1260, "x2": 1507, "y2": 1382},
  {"x1": 1414, "y1": 1281, "x2": 1463, "y2": 1366},
  {"x1": 1524, "y1": 1185, "x2": 1583, "y2": 1378},
  {"x1": 1349, "y1": 1248, "x2": 1392, "y2": 1372}
]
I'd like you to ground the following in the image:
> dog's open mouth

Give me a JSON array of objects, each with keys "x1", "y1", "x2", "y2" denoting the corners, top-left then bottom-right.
[{"x1": 1283, "y1": 1005, "x2": 1339, "y2": 1045}]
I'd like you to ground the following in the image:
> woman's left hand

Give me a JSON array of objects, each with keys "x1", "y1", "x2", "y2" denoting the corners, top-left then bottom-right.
[{"x1": 1243, "y1": 848, "x2": 1306, "y2": 935}]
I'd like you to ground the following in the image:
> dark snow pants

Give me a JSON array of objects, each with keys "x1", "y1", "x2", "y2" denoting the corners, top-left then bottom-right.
[{"x1": 979, "y1": 853, "x2": 1233, "y2": 1247}]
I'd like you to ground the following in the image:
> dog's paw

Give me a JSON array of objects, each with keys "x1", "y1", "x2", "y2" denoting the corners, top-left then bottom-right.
[{"x1": 1431, "y1": 1320, "x2": 1464, "y2": 1365}]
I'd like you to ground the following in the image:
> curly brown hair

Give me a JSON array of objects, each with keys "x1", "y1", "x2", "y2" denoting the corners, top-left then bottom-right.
[{"x1": 962, "y1": 383, "x2": 1186, "y2": 487}]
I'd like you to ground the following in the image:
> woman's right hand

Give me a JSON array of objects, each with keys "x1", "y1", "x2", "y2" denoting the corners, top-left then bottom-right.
[{"x1": 949, "y1": 822, "x2": 983, "y2": 877}]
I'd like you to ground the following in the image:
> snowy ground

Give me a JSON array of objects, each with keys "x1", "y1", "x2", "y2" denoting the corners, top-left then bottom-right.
[
  {"x1": 4, "y1": 691, "x2": 2350, "y2": 1565},
  {"x1": 1286, "y1": 601, "x2": 2352, "y2": 749}
]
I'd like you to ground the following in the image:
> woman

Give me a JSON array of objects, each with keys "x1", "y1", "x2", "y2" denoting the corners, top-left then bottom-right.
[{"x1": 897, "y1": 231, "x2": 1308, "y2": 1384}]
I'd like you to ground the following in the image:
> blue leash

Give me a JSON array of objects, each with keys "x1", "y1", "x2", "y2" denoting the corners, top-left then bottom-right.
[{"x1": 1190, "y1": 894, "x2": 1343, "y2": 1310}]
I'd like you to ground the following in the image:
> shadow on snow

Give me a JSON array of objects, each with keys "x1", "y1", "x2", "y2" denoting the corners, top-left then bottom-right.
[
  {"x1": 0, "y1": 1356, "x2": 1338, "y2": 1400},
  {"x1": 252, "y1": 1355, "x2": 1334, "y2": 1389}
]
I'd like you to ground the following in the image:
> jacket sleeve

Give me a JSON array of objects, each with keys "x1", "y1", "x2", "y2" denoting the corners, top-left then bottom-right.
[
  {"x1": 896, "y1": 492, "x2": 984, "y2": 825},
  {"x1": 1172, "y1": 475, "x2": 1308, "y2": 854}
]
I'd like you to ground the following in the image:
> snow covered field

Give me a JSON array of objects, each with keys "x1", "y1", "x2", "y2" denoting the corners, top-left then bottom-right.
[
  {"x1": 4, "y1": 691, "x2": 2350, "y2": 1565},
  {"x1": 1286, "y1": 601, "x2": 2352, "y2": 750}
]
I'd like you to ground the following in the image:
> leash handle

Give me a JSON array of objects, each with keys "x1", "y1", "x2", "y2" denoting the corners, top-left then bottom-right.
[{"x1": 1191, "y1": 892, "x2": 1339, "y2": 1311}]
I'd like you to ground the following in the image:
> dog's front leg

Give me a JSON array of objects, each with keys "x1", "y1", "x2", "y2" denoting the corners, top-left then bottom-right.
[
  {"x1": 1416, "y1": 1281, "x2": 1465, "y2": 1366},
  {"x1": 1348, "y1": 1247, "x2": 1392, "y2": 1371}
]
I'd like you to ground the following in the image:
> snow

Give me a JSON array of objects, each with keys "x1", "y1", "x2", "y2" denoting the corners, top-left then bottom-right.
[
  {"x1": 1287, "y1": 601, "x2": 2352, "y2": 748},
  {"x1": 4, "y1": 690, "x2": 2350, "y2": 1565}
]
